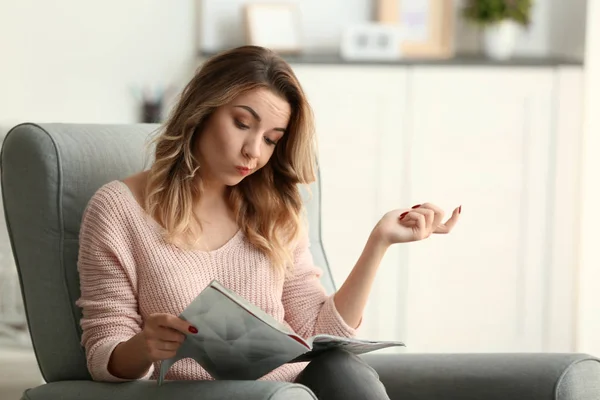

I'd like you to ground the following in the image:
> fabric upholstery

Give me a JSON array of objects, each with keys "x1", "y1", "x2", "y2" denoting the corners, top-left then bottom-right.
[
  {"x1": 22, "y1": 380, "x2": 316, "y2": 400},
  {"x1": 363, "y1": 352, "x2": 600, "y2": 400}
]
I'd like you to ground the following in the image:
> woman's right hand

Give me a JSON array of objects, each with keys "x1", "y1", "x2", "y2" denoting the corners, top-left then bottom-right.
[{"x1": 139, "y1": 313, "x2": 197, "y2": 362}]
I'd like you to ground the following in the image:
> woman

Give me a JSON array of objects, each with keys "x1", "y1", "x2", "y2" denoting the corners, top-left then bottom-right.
[{"x1": 76, "y1": 45, "x2": 461, "y2": 399}]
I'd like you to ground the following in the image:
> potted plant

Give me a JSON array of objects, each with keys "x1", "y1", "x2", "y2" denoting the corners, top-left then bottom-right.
[{"x1": 462, "y1": 0, "x2": 534, "y2": 60}]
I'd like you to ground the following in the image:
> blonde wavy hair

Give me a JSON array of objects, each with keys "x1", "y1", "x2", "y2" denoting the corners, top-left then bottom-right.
[{"x1": 144, "y1": 46, "x2": 317, "y2": 272}]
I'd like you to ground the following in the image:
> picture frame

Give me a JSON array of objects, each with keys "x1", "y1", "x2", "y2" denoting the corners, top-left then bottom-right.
[
  {"x1": 376, "y1": 0, "x2": 454, "y2": 59},
  {"x1": 244, "y1": 3, "x2": 302, "y2": 54}
]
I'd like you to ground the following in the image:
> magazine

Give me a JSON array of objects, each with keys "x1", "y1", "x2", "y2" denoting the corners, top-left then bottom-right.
[{"x1": 158, "y1": 280, "x2": 404, "y2": 384}]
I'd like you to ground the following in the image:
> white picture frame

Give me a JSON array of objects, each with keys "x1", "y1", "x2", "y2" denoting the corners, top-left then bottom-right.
[{"x1": 244, "y1": 3, "x2": 302, "y2": 54}]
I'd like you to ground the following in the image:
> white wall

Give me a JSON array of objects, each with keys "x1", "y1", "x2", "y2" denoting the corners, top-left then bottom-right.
[
  {"x1": 198, "y1": 0, "x2": 587, "y2": 58},
  {"x1": 512, "y1": 0, "x2": 586, "y2": 58},
  {"x1": 549, "y1": 0, "x2": 588, "y2": 59},
  {"x1": 0, "y1": 0, "x2": 197, "y2": 132},
  {"x1": 577, "y1": 0, "x2": 600, "y2": 356}
]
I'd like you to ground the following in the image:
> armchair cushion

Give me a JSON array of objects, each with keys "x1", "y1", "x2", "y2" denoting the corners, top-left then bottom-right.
[
  {"x1": 22, "y1": 380, "x2": 316, "y2": 400},
  {"x1": 363, "y1": 352, "x2": 600, "y2": 400}
]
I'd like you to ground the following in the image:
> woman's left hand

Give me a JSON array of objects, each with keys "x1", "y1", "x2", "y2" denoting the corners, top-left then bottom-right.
[{"x1": 372, "y1": 203, "x2": 461, "y2": 246}]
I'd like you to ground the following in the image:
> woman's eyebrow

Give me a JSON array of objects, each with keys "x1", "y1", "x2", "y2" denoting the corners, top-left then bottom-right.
[
  {"x1": 234, "y1": 105, "x2": 261, "y2": 121},
  {"x1": 234, "y1": 105, "x2": 286, "y2": 132}
]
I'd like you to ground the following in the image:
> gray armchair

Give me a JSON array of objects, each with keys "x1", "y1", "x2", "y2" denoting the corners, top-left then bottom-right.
[{"x1": 2, "y1": 122, "x2": 599, "y2": 400}]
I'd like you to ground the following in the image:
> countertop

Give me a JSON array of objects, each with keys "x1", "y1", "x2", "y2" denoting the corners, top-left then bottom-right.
[{"x1": 199, "y1": 51, "x2": 583, "y2": 67}]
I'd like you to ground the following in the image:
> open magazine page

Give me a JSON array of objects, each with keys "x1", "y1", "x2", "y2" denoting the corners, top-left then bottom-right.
[
  {"x1": 210, "y1": 281, "x2": 300, "y2": 339},
  {"x1": 289, "y1": 335, "x2": 406, "y2": 363},
  {"x1": 158, "y1": 281, "x2": 309, "y2": 384}
]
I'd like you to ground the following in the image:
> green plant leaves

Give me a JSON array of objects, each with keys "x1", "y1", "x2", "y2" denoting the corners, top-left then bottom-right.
[{"x1": 462, "y1": 0, "x2": 533, "y2": 26}]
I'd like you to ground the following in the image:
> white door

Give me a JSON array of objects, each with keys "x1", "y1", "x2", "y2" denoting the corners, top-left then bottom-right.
[
  {"x1": 293, "y1": 65, "x2": 409, "y2": 341},
  {"x1": 403, "y1": 67, "x2": 555, "y2": 352}
]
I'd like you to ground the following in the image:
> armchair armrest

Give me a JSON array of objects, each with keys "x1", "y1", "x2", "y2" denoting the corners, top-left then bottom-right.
[
  {"x1": 22, "y1": 380, "x2": 316, "y2": 400},
  {"x1": 362, "y1": 352, "x2": 600, "y2": 400}
]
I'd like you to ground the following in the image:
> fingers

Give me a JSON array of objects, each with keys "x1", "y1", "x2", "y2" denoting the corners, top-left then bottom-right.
[
  {"x1": 416, "y1": 203, "x2": 445, "y2": 230},
  {"x1": 409, "y1": 205, "x2": 435, "y2": 234},
  {"x1": 156, "y1": 325, "x2": 186, "y2": 343},
  {"x1": 400, "y1": 211, "x2": 428, "y2": 239},
  {"x1": 152, "y1": 338, "x2": 182, "y2": 352},
  {"x1": 404, "y1": 203, "x2": 461, "y2": 236},
  {"x1": 435, "y1": 206, "x2": 461, "y2": 234},
  {"x1": 156, "y1": 314, "x2": 196, "y2": 336},
  {"x1": 142, "y1": 330, "x2": 183, "y2": 362},
  {"x1": 413, "y1": 213, "x2": 427, "y2": 238},
  {"x1": 143, "y1": 314, "x2": 192, "y2": 362},
  {"x1": 146, "y1": 345, "x2": 180, "y2": 362}
]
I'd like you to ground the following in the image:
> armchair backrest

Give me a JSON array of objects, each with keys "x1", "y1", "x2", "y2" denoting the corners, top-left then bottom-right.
[{"x1": 0, "y1": 123, "x2": 334, "y2": 382}]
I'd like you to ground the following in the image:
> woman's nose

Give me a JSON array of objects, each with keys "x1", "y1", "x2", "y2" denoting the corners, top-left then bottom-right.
[{"x1": 243, "y1": 136, "x2": 262, "y2": 159}]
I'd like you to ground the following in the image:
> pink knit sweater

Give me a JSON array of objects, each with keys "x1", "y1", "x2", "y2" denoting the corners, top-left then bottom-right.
[{"x1": 75, "y1": 180, "x2": 357, "y2": 383}]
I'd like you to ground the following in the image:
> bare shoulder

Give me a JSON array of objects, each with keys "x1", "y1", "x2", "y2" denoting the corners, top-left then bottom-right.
[{"x1": 121, "y1": 170, "x2": 149, "y2": 208}]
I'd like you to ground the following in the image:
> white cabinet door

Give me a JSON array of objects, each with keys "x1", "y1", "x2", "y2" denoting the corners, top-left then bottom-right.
[
  {"x1": 293, "y1": 65, "x2": 409, "y2": 341},
  {"x1": 403, "y1": 67, "x2": 555, "y2": 352}
]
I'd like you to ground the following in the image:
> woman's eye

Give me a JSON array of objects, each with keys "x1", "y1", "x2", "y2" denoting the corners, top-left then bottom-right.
[
  {"x1": 264, "y1": 137, "x2": 277, "y2": 146},
  {"x1": 234, "y1": 119, "x2": 249, "y2": 129}
]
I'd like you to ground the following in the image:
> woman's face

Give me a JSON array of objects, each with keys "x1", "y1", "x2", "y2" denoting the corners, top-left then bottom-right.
[{"x1": 195, "y1": 87, "x2": 291, "y2": 187}]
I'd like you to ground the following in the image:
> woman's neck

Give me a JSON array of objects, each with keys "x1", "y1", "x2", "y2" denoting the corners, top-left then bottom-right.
[{"x1": 195, "y1": 179, "x2": 234, "y2": 224}]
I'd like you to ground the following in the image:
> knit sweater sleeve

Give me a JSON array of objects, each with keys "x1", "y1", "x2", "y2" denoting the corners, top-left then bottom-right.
[
  {"x1": 75, "y1": 188, "x2": 154, "y2": 382},
  {"x1": 281, "y1": 233, "x2": 360, "y2": 339}
]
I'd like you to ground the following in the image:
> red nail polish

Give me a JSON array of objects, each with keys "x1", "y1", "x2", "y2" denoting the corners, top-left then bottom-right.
[
  {"x1": 188, "y1": 326, "x2": 198, "y2": 334},
  {"x1": 459, "y1": 205, "x2": 462, "y2": 214},
  {"x1": 399, "y1": 211, "x2": 408, "y2": 220},
  {"x1": 411, "y1": 204, "x2": 421, "y2": 209}
]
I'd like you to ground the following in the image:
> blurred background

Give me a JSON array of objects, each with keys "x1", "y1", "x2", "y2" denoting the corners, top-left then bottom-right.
[{"x1": 1, "y1": 0, "x2": 599, "y2": 398}]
